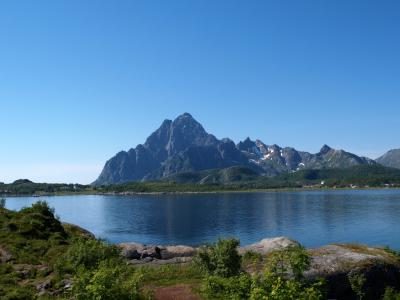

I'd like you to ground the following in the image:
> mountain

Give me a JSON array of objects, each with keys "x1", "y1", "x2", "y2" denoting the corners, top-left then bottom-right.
[
  {"x1": 240, "y1": 141, "x2": 375, "y2": 176},
  {"x1": 93, "y1": 113, "x2": 376, "y2": 185},
  {"x1": 93, "y1": 113, "x2": 249, "y2": 185},
  {"x1": 376, "y1": 149, "x2": 400, "y2": 169}
]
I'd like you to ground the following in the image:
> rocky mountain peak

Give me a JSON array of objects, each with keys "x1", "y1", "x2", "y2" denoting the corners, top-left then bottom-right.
[
  {"x1": 93, "y1": 113, "x2": 380, "y2": 185},
  {"x1": 319, "y1": 144, "x2": 332, "y2": 155},
  {"x1": 237, "y1": 137, "x2": 256, "y2": 152},
  {"x1": 166, "y1": 113, "x2": 218, "y2": 155}
]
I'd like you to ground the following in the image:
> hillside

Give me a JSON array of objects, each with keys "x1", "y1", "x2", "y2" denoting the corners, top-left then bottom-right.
[{"x1": 376, "y1": 149, "x2": 400, "y2": 169}]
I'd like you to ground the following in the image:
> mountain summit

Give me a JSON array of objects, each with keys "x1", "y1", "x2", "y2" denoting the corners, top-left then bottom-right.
[
  {"x1": 93, "y1": 113, "x2": 376, "y2": 185},
  {"x1": 93, "y1": 113, "x2": 247, "y2": 185}
]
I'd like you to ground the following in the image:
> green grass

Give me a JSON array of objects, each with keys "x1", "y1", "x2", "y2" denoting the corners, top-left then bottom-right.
[{"x1": 0, "y1": 202, "x2": 96, "y2": 298}]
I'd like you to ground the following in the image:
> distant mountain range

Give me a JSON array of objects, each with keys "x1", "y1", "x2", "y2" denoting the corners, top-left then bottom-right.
[{"x1": 93, "y1": 113, "x2": 399, "y2": 185}]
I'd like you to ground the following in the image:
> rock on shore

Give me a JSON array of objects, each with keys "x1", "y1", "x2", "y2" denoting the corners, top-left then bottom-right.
[
  {"x1": 118, "y1": 237, "x2": 300, "y2": 265},
  {"x1": 306, "y1": 244, "x2": 400, "y2": 299},
  {"x1": 238, "y1": 236, "x2": 300, "y2": 255},
  {"x1": 118, "y1": 237, "x2": 400, "y2": 299},
  {"x1": 118, "y1": 242, "x2": 198, "y2": 265}
]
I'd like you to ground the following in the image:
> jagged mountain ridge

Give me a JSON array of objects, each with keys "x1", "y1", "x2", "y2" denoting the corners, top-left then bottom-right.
[{"x1": 93, "y1": 113, "x2": 376, "y2": 185}]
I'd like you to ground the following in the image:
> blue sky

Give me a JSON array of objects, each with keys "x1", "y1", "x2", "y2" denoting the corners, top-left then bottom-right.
[{"x1": 1, "y1": 0, "x2": 399, "y2": 184}]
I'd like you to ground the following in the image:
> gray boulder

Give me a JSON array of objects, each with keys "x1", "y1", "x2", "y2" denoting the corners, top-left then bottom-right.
[
  {"x1": 118, "y1": 242, "x2": 145, "y2": 260},
  {"x1": 239, "y1": 236, "x2": 300, "y2": 255},
  {"x1": 141, "y1": 246, "x2": 161, "y2": 259},
  {"x1": 305, "y1": 244, "x2": 400, "y2": 300},
  {"x1": 159, "y1": 245, "x2": 197, "y2": 260}
]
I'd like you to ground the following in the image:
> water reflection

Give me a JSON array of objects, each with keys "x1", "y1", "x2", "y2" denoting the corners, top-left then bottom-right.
[{"x1": 5, "y1": 190, "x2": 400, "y2": 248}]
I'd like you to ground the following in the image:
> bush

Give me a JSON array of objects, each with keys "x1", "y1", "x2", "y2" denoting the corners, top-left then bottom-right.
[
  {"x1": 348, "y1": 272, "x2": 366, "y2": 300},
  {"x1": 383, "y1": 287, "x2": 400, "y2": 300},
  {"x1": 202, "y1": 274, "x2": 252, "y2": 299},
  {"x1": 17, "y1": 201, "x2": 66, "y2": 239},
  {"x1": 250, "y1": 276, "x2": 325, "y2": 300},
  {"x1": 196, "y1": 238, "x2": 241, "y2": 278},
  {"x1": 72, "y1": 260, "x2": 142, "y2": 300},
  {"x1": 264, "y1": 245, "x2": 311, "y2": 280},
  {"x1": 55, "y1": 238, "x2": 121, "y2": 275},
  {"x1": 252, "y1": 246, "x2": 325, "y2": 300},
  {"x1": 199, "y1": 243, "x2": 325, "y2": 300}
]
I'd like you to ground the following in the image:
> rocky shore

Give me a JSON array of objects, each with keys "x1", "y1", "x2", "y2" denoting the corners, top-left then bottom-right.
[{"x1": 118, "y1": 237, "x2": 400, "y2": 299}]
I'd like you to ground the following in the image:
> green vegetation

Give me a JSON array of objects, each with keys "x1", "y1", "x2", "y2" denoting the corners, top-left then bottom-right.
[
  {"x1": 348, "y1": 273, "x2": 367, "y2": 300},
  {"x1": 1, "y1": 202, "x2": 400, "y2": 299},
  {"x1": 0, "y1": 179, "x2": 91, "y2": 196},
  {"x1": 196, "y1": 238, "x2": 242, "y2": 277},
  {"x1": 383, "y1": 287, "x2": 400, "y2": 300},
  {"x1": 195, "y1": 242, "x2": 326, "y2": 300},
  {"x1": 0, "y1": 202, "x2": 145, "y2": 299},
  {"x1": 2, "y1": 165, "x2": 400, "y2": 196},
  {"x1": 98, "y1": 165, "x2": 400, "y2": 193},
  {"x1": 274, "y1": 165, "x2": 400, "y2": 188}
]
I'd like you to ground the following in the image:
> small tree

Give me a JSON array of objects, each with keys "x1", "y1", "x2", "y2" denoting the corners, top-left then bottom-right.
[{"x1": 196, "y1": 238, "x2": 241, "y2": 278}]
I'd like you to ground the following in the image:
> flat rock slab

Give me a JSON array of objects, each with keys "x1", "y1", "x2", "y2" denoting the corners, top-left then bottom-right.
[
  {"x1": 306, "y1": 244, "x2": 395, "y2": 278},
  {"x1": 306, "y1": 244, "x2": 400, "y2": 300},
  {"x1": 238, "y1": 236, "x2": 300, "y2": 255},
  {"x1": 160, "y1": 246, "x2": 197, "y2": 260}
]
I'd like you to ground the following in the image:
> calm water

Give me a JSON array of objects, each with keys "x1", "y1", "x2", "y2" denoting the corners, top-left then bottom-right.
[{"x1": 4, "y1": 190, "x2": 400, "y2": 249}]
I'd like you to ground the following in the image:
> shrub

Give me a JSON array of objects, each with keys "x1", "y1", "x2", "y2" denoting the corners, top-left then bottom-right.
[
  {"x1": 252, "y1": 246, "x2": 325, "y2": 300},
  {"x1": 72, "y1": 260, "x2": 143, "y2": 300},
  {"x1": 202, "y1": 274, "x2": 252, "y2": 299},
  {"x1": 250, "y1": 276, "x2": 325, "y2": 300},
  {"x1": 348, "y1": 272, "x2": 366, "y2": 300},
  {"x1": 17, "y1": 201, "x2": 66, "y2": 239},
  {"x1": 264, "y1": 245, "x2": 311, "y2": 280},
  {"x1": 55, "y1": 238, "x2": 121, "y2": 275},
  {"x1": 196, "y1": 238, "x2": 241, "y2": 278},
  {"x1": 383, "y1": 287, "x2": 400, "y2": 300}
]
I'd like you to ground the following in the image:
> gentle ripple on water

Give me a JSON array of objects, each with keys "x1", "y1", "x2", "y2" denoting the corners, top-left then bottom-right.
[{"x1": 4, "y1": 189, "x2": 400, "y2": 249}]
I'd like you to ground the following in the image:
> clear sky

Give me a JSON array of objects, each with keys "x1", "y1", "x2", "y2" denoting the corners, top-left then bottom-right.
[{"x1": 1, "y1": 0, "x2": 399, "y2": 184}]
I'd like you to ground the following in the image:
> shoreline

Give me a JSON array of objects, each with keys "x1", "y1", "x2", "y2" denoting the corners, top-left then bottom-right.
[{"x1": 2, "y1": 186, "x2": 400, "y2": 197}]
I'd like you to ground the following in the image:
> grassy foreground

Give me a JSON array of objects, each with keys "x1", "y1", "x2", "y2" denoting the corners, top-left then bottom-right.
[{"x1": 1, "y1": 200, "x2": 400, "y2": 299}]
